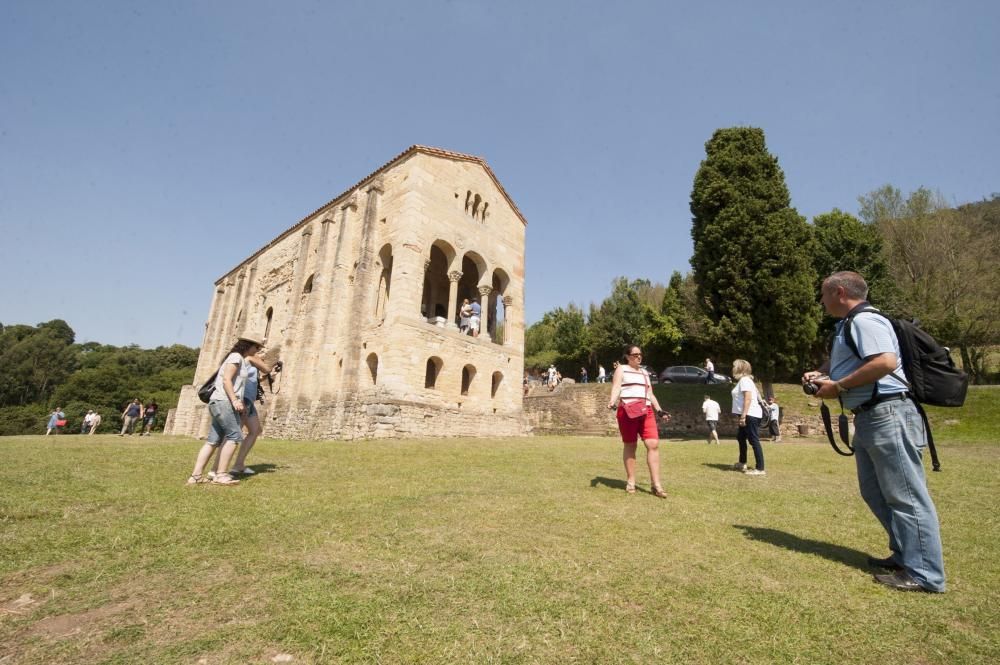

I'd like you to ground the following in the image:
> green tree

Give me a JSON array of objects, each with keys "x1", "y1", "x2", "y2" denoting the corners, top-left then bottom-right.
[
  {"x1": 861, "y1": 189, "x2": 1000, "y2": 383},
  {"x1": 0, "y1": 320, "x2": 78, "y2": 406},
  {"x1": 588, "y1": 278, "x2": 681, "y2": 372},
  {"x1": 690, "y1": 127, "x2": 820, "y2": 384}
]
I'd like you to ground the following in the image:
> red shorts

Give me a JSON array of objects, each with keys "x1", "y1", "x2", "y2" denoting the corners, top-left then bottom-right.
[{"x1": 616, "y1": 403, "x2": 658, "y2": 443}]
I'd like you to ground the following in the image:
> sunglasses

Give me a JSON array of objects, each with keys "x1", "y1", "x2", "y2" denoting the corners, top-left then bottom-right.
[{"x1": 628, "y1": 353, "x2": 642, "y2": 358}]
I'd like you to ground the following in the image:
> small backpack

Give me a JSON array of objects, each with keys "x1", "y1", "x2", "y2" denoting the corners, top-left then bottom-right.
[{"x1": 843, "y1": 305, "x2": 969, "y2": 471}]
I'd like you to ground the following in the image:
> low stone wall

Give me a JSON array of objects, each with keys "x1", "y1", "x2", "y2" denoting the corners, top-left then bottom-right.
[{"x1": 524, "y1": 383, "x2": 825, "y2": 439}]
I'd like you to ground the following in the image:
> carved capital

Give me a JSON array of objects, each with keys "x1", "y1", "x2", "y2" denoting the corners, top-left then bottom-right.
[
  {"x1": 321, "y1": 213, "x2": 336, "y2": 226},
  {"x1": 301, "y1": 226, "x2": 313, "y2": 237},
  {"x1": 342, "y1": 196, "x2": 358, "y2": 212},
  {"x1": 478, "y1": 285, "x2": 493, "y2": 297},
  {"x1": 503, "y1": 295, "x2": 513, "y2": 307},
  {"x1": 448, "y1": 271, "x2": 463, "y2": 283},
  {"x1": 366, "y1": 176, "x2": 385, "y2": 195}
]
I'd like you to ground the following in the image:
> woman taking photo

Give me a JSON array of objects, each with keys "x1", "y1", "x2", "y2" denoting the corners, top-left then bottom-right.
[
  {"x1": 187, "y1": 331, "x2": 264, "y2": 486},
  {"x1": 731, "y1": 359, "x2": 765, "y2": 476},
  {"x1": 608, "y1": 344, "x2": 670, "y2": 497}
]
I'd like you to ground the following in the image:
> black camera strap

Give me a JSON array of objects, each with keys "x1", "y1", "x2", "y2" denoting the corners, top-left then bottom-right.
[{"x1": 820, "y1": 400, "x2": 854, "y2": 457}]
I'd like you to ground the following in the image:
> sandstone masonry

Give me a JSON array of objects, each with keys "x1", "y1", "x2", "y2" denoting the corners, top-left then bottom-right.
[{"x1": 167, "y1": 146, "x2": 526, "y2": 440}]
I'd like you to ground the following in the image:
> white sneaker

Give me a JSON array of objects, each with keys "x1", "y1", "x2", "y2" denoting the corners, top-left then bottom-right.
[{"x1": 744, "y1": 469, "x2": 767, "y2": 476}]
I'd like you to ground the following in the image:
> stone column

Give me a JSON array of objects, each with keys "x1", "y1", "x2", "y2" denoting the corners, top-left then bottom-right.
[
  {"x1": 477, "y1": 285, "x2": 493, "y2": 341},
  {"x1": 210, "y1": 276, "x2": 239, "y2": 364},
  {"x1": 422, "y1": 258, "x2": 432, "y2": 320},
  {"x1": 194, "y1": 284, "x2": 226, "y2": 381},
  {"x1": 446, "y1": 271, "x2": 462, "y2": 329},
  {"x1": 341, "y1": 179, "x2": 383, "y2": 393},
  {"x1": 238, "y1": 262, "x2": 258, "y2": 333},
  {"x1": 284, "y1": 225, "x2": 315, "y2": 397},
  {"x1": 502, "y1": 295, "x2": 514, "y2": 346},
  {"x1": 322, "y1": 197, "x2": 358, "y2": 398}
]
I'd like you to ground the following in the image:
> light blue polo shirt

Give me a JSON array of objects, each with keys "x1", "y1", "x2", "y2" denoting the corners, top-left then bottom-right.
[{"x1": 830, "y1": 311, "x2": 908, "y2": 410}]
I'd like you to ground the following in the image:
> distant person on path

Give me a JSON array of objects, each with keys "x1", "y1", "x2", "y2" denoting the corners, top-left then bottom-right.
[
  {"x1": 608, "y1": 344, "x2": 670, "y2": 498},
  {"x1": 597, "y1": 364, "x2": 606, "y2": 383},
  {"x1": 705, "y1": 358, "x2": 715, "y2": 384},
  {"x1": 731, "y1": 359, "x2": 765, "y2": 476},
  {"x1": 46, "y1": 407, "x2": 65, "y2": 435},
  {"x1": 140, "y1": 400, "x2": 158, "y2": 436},
  {"x1": 81, "y1": 410, "x2": 94, "y2": 434},
  {"x1": 469, "y1": 300, "x2": 482, "y2": 337},
  {"x1": 702, "y1": 395, "x2": 721, "y2": 444},
  {"x1": 120, "y1": 399, "x2": 142, "y2": 436},
  {"x1": 89, "y1": 411, "x2": 102, "y2": 434},
  {"x1": 767, "y1": 397, "x2": 781, "y2": 442},
  {"x1": 523, "y1": 371, "x2": 530, "y2": 396},
  {"x1": 547, "y1": 364, "x2": 557, "y2": 391},
  {"x1": 580, "y1": 367, "x2": 589, "y2": 384},
  {"x1": 804, "y1": 270, "x2": 945, "y2": 593},
  {"x1": 188, "y1": 330, "x2": 265, "y2": 486}
]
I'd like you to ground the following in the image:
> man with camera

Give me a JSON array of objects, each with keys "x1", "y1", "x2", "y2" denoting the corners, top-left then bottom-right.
[{"x1": 803, "y1": 271, "x2": 945, "y2": 593}]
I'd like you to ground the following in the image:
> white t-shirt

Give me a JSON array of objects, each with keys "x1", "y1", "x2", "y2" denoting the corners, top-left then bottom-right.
[
  {"x1": 210, "y1": 352, "x2": 250, "y2": 402},
  {"x1": 702, "y1": 399, "x2": 721, "y2": 421},
  {"x1": 731, "y1": 376, "x2": 763, "y2": 417},
  {"x1": 706, "y1": 360, "x2": 714, "y2": 372},
  {"x1": 769, "y1": 402, "x2": 780, "y2": 421}
]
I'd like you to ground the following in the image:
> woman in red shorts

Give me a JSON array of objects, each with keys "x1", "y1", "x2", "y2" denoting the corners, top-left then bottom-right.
[{"x1": 608, "y1": 344, "x2": 671, "y2": 497}]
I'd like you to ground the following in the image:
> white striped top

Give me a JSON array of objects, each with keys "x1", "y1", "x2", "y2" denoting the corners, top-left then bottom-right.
[{"x1": 620, "y1": 366, "x2": 651, "y2": 403}]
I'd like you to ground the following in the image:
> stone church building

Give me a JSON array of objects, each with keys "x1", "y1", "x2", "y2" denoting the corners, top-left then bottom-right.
[{"x1": 165, "y1": 146, "x2": 526, "y2": 440}]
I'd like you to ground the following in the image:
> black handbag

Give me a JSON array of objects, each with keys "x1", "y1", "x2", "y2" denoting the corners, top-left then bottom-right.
[{"x1": 197, "y1": 372, "x2": 218, "y2": 404}]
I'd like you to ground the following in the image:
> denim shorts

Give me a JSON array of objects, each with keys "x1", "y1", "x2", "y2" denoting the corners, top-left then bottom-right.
[{"x1": 206, "y1": 399, "x2": 244, "y2": 446}]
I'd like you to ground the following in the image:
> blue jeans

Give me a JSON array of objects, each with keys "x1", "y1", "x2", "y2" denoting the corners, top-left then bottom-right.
[
  {"x1": 206, "y1": 399, "x2": 244, "y2": 446},
  {"x1": 736, "y1": 415, "x2": 764, "y2": 470},
  {"x1": 853, "y1": 398, "x2": 945, "y2": 591}
]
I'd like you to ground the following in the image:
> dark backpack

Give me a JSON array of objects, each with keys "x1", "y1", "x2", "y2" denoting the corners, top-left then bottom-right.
[{"x1": 843, "y1": 305, "x2": 969, "y2": 471}]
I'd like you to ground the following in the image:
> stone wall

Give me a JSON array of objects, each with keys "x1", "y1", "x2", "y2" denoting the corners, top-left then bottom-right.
[
  {"x1": 167, "y1": 146, "x2": 528, "y2": 442},
  {"x1": 524, "y1": 383, "x2": 826, "y2": 439}
]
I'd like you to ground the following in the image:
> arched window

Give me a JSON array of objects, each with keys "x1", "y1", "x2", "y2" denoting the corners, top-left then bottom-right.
[
  {"x1": 491, "y1": 372, "x2": 503, "y2": 398},
  {"x1": 461, "y1": 365, "x2": 476, "y2": 396},
  {"x1": 425, "y1": 357, "x2": 443, "y2": 389},
  {"x1": 366, "y1": 353, "x2": 379, "y2": 385},
  {"x1": 422, "y1": 241, "x2": 455, "y2": 323},
  {"x1": 264, "y1": 307, "x2": 274, "y2": 339},
  {"x1": 303, "y1": 274, "x2": 314, "y2": 294},
  {"x1": 375, "y1": 245, "x2": 393, "y2": 321}
]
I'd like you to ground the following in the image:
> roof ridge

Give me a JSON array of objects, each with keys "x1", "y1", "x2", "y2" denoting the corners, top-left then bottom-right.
[{"x1": 215, "y1": 145, "x2": 526, "y2": 284}]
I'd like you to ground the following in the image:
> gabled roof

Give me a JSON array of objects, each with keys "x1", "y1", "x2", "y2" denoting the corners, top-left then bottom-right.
[{"x1": 217, "y1": 145, "x2": 526, "y2": 285}]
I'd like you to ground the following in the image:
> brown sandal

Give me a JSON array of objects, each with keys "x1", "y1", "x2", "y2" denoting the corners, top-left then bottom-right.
[
  {"x1": 651, "y1": 485, "x2": 667, "y2": 498},
  {"x1": 625, "y1": 482, "x2": 636, "y2": 495},
  {"x1": 211, "y1": 473, "x2": 240, "y2": 486}
]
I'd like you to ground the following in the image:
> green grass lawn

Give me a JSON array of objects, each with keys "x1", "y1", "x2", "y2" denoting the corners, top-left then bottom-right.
[{"x1": 1, "y1": 431, "x2": 998, "y2": 664}]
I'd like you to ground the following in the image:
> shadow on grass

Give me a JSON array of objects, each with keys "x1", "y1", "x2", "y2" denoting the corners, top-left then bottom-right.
[
  {"x1": 590, "y1": 476, "x2": 627, "y2": 490},
  {"x1": 240, "y1": 463, "x2": 279, "y2": 476},
  {"x1": 703, "y1": 463, "x2": 739, "y2": 472},
  {"x1": 733, "y1": 525, "x2": 870, "y2": 572}
]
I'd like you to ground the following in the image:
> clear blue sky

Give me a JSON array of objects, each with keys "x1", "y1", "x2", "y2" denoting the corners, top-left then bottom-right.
[{"x1": 2, "y1": 1, "x2": 997, "y2": 348}]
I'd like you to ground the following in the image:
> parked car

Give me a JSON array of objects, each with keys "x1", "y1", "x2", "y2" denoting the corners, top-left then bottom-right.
[{"x1": 659, "y1": 365, "x2": 731, "y2": 384}]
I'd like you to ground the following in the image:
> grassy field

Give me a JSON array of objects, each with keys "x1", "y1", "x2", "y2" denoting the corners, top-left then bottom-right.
[{"x1": 1, "y1": 427, "x2": 998, "y2": 663}]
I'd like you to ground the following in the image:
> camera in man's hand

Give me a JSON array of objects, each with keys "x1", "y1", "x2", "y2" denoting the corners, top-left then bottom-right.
[
  {"x1": 273, "y1": 360, "x2": 283, "y2": 373},
  {"x1": 802, "y1": 375, "x2": 829, "y2": 395}
]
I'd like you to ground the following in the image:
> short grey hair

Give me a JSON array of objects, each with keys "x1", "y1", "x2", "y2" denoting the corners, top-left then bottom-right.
[{"x1": 825, "y1": 271, "x2": 868, "y2": 300}]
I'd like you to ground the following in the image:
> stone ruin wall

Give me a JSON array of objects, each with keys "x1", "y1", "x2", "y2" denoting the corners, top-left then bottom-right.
[{"x1": 167, "y1": 148, "x2": 526, "y2": 441}]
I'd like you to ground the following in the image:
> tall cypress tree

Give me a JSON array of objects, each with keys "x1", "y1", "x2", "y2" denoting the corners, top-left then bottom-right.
[{"x1": 689, "y1": 127, "x2": 819, "y2": 382}]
